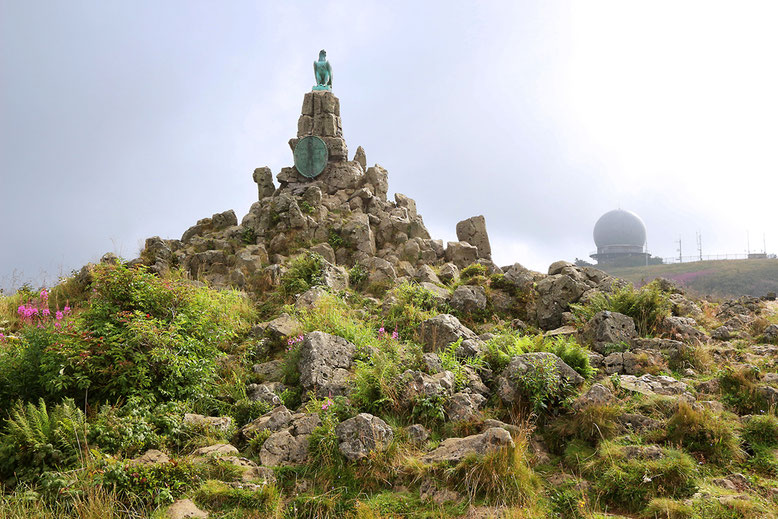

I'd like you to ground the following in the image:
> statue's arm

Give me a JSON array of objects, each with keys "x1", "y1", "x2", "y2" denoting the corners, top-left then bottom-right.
[{"x1": 326, "y1": 62, "x2": 333, "y2": 87}]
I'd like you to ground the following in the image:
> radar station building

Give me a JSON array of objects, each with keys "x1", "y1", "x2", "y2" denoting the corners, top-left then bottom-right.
[{"x1": 590, "y1": 209, "x2": 653, "y2": 267}]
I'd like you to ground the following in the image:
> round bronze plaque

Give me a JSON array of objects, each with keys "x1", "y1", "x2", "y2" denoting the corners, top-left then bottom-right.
[{"x1": 293, "y1": 136, "x2": 328, "y2": 178}]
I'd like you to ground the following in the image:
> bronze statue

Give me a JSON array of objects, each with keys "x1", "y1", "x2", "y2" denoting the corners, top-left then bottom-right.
[{"x1": 313, "y1": 49, "x2": 332, "y2": 91}]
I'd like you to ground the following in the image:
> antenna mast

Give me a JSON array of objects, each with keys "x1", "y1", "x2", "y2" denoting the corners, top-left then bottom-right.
[
  {"x1": 696, "y1": 232, "x2": 702, "y2": 261},
  {"x1": 676, "y1": 236, "x2": 683, "y2": 263}
]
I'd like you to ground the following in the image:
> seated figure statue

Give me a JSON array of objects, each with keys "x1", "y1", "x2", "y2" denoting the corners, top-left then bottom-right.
[{"x1": 313, "y1": 49, "x2": 332, "y2": 91}]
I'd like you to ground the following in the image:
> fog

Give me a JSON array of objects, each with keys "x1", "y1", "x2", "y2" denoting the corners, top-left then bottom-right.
[{"x1": 2, "y1": 1, "x2": 777, "y2": 290}]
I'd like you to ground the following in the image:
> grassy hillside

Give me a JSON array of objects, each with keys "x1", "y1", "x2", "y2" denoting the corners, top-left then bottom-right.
[{"x1": 603, "y1": 258, "x2": 778, "y2": 299}]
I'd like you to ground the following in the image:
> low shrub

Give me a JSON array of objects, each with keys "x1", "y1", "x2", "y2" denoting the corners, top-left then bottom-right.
[
  {"x1": 742, "y1": 414, "x2": 778, "y2": 447},
  {"x1": 547, "y1": 404, "x2": 623, "y2": 451},
  {"x1": 445, "y1": 437, "x2": 540, "y2": 506},
  {"x1": 572, "y1": 281, "x2": 671, "y2": 336},
  {"x1": 584, "y1": 441, "x2": 698, "y2": 513},
  {"x1": 663, "y1": 402, "x2": 742, "y2": 464},
  {"x1": 383, "y1": 282, "x2": 446, "y2": 341},
  {"x1": 485, "y1": 333, "x2": 594, "y2": 380},
  {"x1": 280, "y1": 252, "x2": 326, "y2": 298},
  {"x1": 194, "y1": 479, "x2": 281, "y2": 514},
  {"x1": 719, "y1": 366, "x2": 772, "y2": 414}
]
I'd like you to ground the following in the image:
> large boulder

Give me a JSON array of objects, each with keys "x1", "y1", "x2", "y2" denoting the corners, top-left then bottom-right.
[
  {"x1": 444, "y1": 242, "x2": 478, "y2": 269},
  {"x1": 580, "y1": 311, "x2": 637, "y2": 353},
  {"x1": 535, "y1": 274, "x2": 587, "y2": 330},
  {"x1": 417, "y1": 314, "x2": 478, "y2": 352},
  {"x1": 259, "y1": 412, "x2": 322, "y2": 467},
  {"x1": 298, "y1": 332, "x2": 357, "y2": 397},
  {"x1": 446, "y1": 392, "x2": 487, "y2": 422},
  {"x1": 421, "y1": 427, "x2": 514, "y2": 464},
  {"x1": 455, "y1": 215, "x2": 492, "y2": 260},
  {"x1": 450, "y1": 285, "x2": 487, "y2": 315},
  {"x1": 335, "y1": 413, "x2": 394, "y2": 461},
  {"x1": 401, "y1": 370, "x2": 456, "y2": 399},
  {"x1": 504, "y1": 352, "x2": 585, "y2": 388}
]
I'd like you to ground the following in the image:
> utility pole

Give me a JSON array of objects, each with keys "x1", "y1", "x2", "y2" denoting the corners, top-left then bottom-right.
[
  {"x1": 696, "y1": 232, "x2": 703, "y2": 261},
  {"x1": 747, "y1": 231, "x2": 751, "y2": 255},
  {"x1": 677, "y1": 236, "x2": 683, "y2": 263}
]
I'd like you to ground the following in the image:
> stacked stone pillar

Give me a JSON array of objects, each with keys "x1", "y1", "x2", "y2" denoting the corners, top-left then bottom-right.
[{"x1": 289, "y1": 91, "x2": 348, "y2": 162}]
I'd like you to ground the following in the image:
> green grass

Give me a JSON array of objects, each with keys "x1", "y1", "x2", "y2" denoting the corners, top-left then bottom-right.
[{"x1": 604, "y1": 258, "x2": 778, "y2": 298}]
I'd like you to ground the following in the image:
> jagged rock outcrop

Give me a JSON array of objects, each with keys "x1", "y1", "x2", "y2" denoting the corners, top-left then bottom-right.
[
  {"x1": 421, "y1": 427, "x2": 514, "y2": 463},
  {"x1": 335, "y1": 413, "x2": 394, "y2": 461},
  {"x1": 456, "y1": 215, "x2": 492, "y2": 260},
  {"x1": 298, "y1": 331, "x2": 357, "y2": 397}
]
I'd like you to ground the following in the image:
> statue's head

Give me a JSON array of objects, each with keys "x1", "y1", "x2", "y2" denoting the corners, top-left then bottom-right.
[{"x1": 318, "y1": 49, "x2": 327, "y2": 60}]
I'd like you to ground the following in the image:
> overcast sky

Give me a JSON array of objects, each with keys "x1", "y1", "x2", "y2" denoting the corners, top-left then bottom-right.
[{"x1": 2, "y1": 1, "x2": 778, "y2": 290}]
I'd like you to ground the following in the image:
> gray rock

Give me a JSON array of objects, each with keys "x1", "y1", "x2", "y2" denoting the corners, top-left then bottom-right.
[
  {"x1": 417, "y1": 314, "x2": 478, "y2": 352},
  {"x1": 450, "y1": 285, "x2": 487, "y2": 314},
  {"x1": 574, "y1": 384, "x2": 613, "y2": 408},
  {"x1": 335, "y1": 413, "x2": 394, "y2": 461},
  {"x1": 192, "y1": 443, "x2": 239, "y2": 457},
  {"x1": 414, "y1": 265, "x2": 441, "y2": 284},
  {"x1": 581, "y1": 311, "x2": 637, "y2": 353},
  {"x1": 455, "y1": 338, "x2": 486, "y2": 359},
  {"x1": 407, "y1": 424, "x2": 430, "y2": 445},
  {"x1": 252, "y1": 359, "x2": 285, "y2": 381},
  {"x1": 535, "y1": 274, "x2": 588, "y2": 330},
  {"x1": 662, "y1": 316, "x2": 708, "y2": 343},
  {"x1": 298, "y1": 332, "x2": 357, "y2": 397},
  {"x1": 295, "y1": 286, "x2": 329, "y2": 310},
  {"x1": 502, "y1": 263, "x2": 537, "y2": 293},
  {"x1": 547, "y1": 261, "x2": 573, "y2": 275},
  {"x1": 310, "y1": 243, "x2": 336, "y2": 264},
  {"x1": 353, "y1": 146, "x2": 367, "y2": 170},
  {"x1": 504, "y1": 352, "x2": 585, "y2": 388},
  {"x1": 402, "y1": 370, "x2": 456, "y2": 399},
  {"x1": 365, "y1": 165, "x2": 388, "y2": 201},
  {"x1": 263, "y1": 313, "x2": 301, "y2": 342},
  {"x1": 362, "y1": 256, "x2": 397, "y2": 285},
  {"x1": 421, "y1": 428, "x2": 514, "y2": 464},
  {"x1": 166, "y1": 499, "x2": 208, "y2": 519},
  {"x1": 618, "y1": 413, "x2": 661, "y2": 433},
  {"x1": 712, "y1": 326, "x2": 733, "y2": 341},
  {"x1": 235, "y1": 245, "x2": 269, "y2": 273},
  {"x1": 618, "y1": 374, "x2": 692, "y2": 398},
  {"x1": 438, "y1": 263, "x2": 460, "y2": 284},
  {"x1": 259, "y1": 412, "x2": 322, "y2": 467},
  {"x1": 762, "y1": 324, "x2": 778, "y2": 343},
  {"x1": 444, "y1": 241, "x2": 478, "y2": 269},
  {"x1": 253, "y1": 167, "x2": 276, "y2": 200},
  {"x1": 321, "y1": 261, "x2": 349, "y2": 291},
  {"x1": 422, "y1": 352, "x2": 443, "y2": 373},
  {"x1": 419, "y1": 282, "x2": 451, "y2": 306},
  {"x1": 446, "y1": 392, "x2": 486, "y2": 422},
  {"x1": 455, "y1": 215, "x2": 492, "y2": 259},
  {"x1": 240, "y1": 406, "x2": 292, "y2": 440},
  {"x1": 131, "y1": 449, "x2": 170, "y2": 466},
  {"x1": 246, "y1": 383, "x2": 284, "y2": 406}
]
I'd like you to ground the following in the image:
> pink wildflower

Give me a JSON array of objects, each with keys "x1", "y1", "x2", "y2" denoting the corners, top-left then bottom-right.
[
  {"x1": 55, "y1": 311, "x2": 64, "y2": 320},
  {"x1": 392, "y1": 328, "x2": 399, "y2": 340},
  {"x1": 42, "y1": 308, "x2": 50, "y2": 317},
  {"x1": 40, "y1": 289, "x2": 48, "y2": 301},
  {"x1": 63, "y1": 306, "x2": 71, "y2": 314}
]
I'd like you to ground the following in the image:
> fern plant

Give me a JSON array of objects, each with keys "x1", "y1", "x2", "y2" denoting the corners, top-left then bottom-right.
[{"x1": 0, "y1": 398, "x2": 87, "y2": 483}]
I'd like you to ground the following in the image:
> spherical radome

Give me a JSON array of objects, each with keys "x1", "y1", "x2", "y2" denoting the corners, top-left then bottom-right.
[{"x1": 593, "y1": 209, "x2": 646, "y2": 249}]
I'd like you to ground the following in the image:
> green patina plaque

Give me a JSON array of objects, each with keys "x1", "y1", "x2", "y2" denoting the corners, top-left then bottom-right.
[{"x1": 294, "y1": 136, "x2": 328, "y2": 178}]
